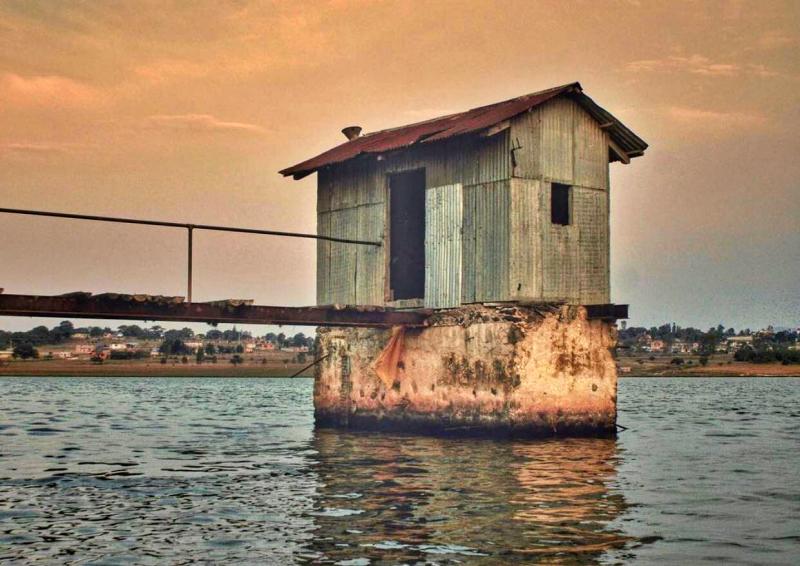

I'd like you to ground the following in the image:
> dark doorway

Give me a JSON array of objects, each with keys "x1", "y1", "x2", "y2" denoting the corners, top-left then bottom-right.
[{"x1": 389, "y1": 169, "x2": 426, "y2": 300}]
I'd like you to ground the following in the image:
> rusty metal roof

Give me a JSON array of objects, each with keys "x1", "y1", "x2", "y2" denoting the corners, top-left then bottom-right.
[{"x1": 280, "y1": 82, "x2": 647, "y2": 179}]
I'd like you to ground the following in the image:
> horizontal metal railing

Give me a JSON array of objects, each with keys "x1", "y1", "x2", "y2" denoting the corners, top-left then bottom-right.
[{"x1": 0, "y1": 206, "x2": 381, "y2": 302}]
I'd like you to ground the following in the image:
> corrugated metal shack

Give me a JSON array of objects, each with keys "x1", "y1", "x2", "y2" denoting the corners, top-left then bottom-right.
[{"x1": 280, "y1": 82, "x2": 647, "y2": 309}]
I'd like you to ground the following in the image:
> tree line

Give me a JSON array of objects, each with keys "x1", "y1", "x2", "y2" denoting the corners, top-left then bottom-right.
[
  {"x1": 619, "y1": 323, "x2": 799, "y2": 363},
  {"x1": 1, "y1": 320, "x2": 315, "y2": 360}
]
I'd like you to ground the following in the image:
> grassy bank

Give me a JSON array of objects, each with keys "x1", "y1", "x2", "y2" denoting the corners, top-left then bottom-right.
[{"x1": 618, "y1": 353, "x2": 799, "y2": 377}]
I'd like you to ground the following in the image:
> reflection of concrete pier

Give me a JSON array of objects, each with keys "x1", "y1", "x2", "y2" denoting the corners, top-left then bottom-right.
[{"x1": 306, "y1": 429, "x2": 629, "y2": 563}]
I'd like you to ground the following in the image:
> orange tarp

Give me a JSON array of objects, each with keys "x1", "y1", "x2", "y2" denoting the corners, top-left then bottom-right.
[{"x1": 373, "y1": 326, "x2": 405, "y2": 388}]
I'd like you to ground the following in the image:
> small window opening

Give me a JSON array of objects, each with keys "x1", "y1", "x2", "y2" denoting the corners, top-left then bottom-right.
[{"x1": 551, "y1": 183, "x2": 570, "y2": 226}]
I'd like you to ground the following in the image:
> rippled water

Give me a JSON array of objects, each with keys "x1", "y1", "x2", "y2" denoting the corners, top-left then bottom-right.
[{"x1": 1, "y1": 377, "x2": 798, "y2": 564}]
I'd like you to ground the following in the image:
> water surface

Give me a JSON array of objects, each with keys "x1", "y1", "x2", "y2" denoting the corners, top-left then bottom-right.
[{"x1": 0, "y1": 377, "x2": 798, "y2": 564}]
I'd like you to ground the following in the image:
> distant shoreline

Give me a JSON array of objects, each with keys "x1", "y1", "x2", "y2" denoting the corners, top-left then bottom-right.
[
  {"x1": 0, "y1": 358, "x2": 314, "y2": 378},
  {"x1": 0, "y1": 359, "x2": 796, "y2": 379}
]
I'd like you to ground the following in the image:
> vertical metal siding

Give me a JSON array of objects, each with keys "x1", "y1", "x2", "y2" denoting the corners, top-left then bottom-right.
[
  {"x1": 509, "y1": 178, "x2": 542, "y2": 300},
  {"x1": 540, "y1": 97, "x2": 575, "y2": 183},
  {"x1": 317, "y1": 98, "x2": 612, "y2": 307},
  {"x1": 328, "y1": 207, "x2": 359, "y2": 304},
  {"x1": 509, "y1": 109, "x2": 542, "y2": 179},
  {"x1": 462, "y1": 180, "x2": 510, "y2": 302},
  {"x1": 425, "y1": 184, "x2": 463, "y2": 308},
  {"x1": 461, "y1": 185, "x2": 476, "y2": 303},
  {"x1": 540, "y1": 180, "x2": 579, "y2": 302},
  {"x1": 318, "y1": 132, "x2": 511, "y2": 307},
  {"x1": 316, "y1": 211, "x2": 331, "y2": 305},
  {"x1": 356, "y1": 203, "x2": 385, "y2": 305},
  {"x1": 575, "y1": 187, "x2": 609, "y2": 304},
  {"x1": 573, "y1": 104, "x2": 608, "y2": 189}
]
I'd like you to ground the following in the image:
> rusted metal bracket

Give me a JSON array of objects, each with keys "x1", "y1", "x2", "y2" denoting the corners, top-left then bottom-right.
[{"x1": 0, "y1": 293, "x2": 430, "y2": 328}]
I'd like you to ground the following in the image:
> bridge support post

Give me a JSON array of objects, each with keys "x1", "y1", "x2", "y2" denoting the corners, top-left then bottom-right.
[{"x1": 187, "y1": 225, "x2": 194, "y2": 303}]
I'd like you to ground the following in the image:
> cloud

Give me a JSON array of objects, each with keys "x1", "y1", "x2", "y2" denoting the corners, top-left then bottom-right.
[
  {"x1": 0, "y1": 73, "x2": 103, "y2": 107},
  {"x1": 144, "y1": 114, "x2": 266, "y2": 135},
  {"x1": 625, "y1": 55, "x2": 741, "y2": 77},
  {"x1": 624, "y1": 54, "x2": 783, "y2": 79},
  {"x1": 134, "y1": 59, "x2": 210, "y2": 84},
  {"x1": 753, "y1": 31, "x2": 797, "y2": 51},
  {"x1": 667, "y1": 106, "x2": 767, "y2": 129},
  {"x1": 0, "y1": 141, "x2": 88, "y2": 159},
  {"x1": 1, "y1": 142, "x2": 65, "y2": 154}
]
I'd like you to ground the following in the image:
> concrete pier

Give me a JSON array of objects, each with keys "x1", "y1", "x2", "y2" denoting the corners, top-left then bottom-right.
[{"x1": 314, "y1": 305, "x2": 618, "y2": 437}]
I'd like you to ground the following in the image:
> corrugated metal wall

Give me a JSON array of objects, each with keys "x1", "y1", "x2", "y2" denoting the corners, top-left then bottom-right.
[
  {"x1": 317, "y1": 131, "x2": 511, "y2": 307},
  {"x1": 509, "y1": 178, "x2": 543, "y2": 300},
  {"x1": 575, "y1": 187, "x2": 610, "y2": 304},
  {"x1": 509, "y1": 98, "x2": 610, "y2": 305},
  {"x1": 462, "y1": 180, "x2": 510, "y2": 303},
  {"x1": 315, "y1": 96, "x2": 612, "y2": 308},
  {"x1": 425, "y1": 184, "x2": 463, "y2": 308}
]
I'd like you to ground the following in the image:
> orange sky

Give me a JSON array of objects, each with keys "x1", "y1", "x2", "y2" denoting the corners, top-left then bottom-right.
[{"x1": 1, "y1": 0, "x2": 798, "y2": 332}]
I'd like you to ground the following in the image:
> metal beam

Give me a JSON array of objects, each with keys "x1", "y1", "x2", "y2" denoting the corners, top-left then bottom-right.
[
  {"x1": 0, "y1": 294, "x2": 430, "y2": 328},
  {"x1": 585, "y1": 304, "x2": 628, "y2": 320}
]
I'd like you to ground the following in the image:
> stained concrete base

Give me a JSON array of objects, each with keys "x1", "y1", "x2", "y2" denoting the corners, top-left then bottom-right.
[{"x1": 314, "y1": 305, "x2": 618, "y2": 437}]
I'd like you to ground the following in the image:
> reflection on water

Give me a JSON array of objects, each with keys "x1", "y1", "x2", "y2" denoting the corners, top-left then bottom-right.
[
  {"x1": 308, "y1": 431, "x2": 628, "y2": 563},
  {"x1": 1, "y1": 376, "x2": 798, "y2": 564}
]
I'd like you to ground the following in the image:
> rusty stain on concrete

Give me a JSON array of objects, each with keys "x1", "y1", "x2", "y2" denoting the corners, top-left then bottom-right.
[{"x1": 314, "y1": 305, "x2": 617, "y2": 437}]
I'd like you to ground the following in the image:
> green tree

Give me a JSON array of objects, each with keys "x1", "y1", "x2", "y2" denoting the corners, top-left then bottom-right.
[
  {"x1": 12, "y1": 343, "x2": 38, "y2": 359},
  {"x1": 230, "y1": 354, "x2": 244, "y2": 366}
]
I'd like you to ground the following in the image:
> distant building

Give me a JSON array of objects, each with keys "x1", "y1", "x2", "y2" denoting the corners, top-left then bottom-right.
[
  {"x1": 0, "y1": 350, "x2": 13, "y2": 360},
  {"x1": 54, "y1": 351, "x2": 74, "y2": 359},
  {"x1": 649, "y1": 339, "x2": 666, "y2": 353},
  {"x1": 74, "y1": 344, "x2": 94, "y2": 355},
  {"x1": 636, "y1": 334, "x2": 653, "y2": 350},
  {"x1": 726, "y1": 336, "x2": 753, "y2": 351},
  {"x1": 671, "y1": 340, "x2": 700, "y2": 354},
  {"x1": 71, "y1": 332, "x2": 89, "y2": 340}
]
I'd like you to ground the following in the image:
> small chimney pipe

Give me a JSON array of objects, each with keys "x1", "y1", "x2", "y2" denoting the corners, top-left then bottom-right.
[{"x1": 341, "y1": 126, "x2": 362, "y2": 141}]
